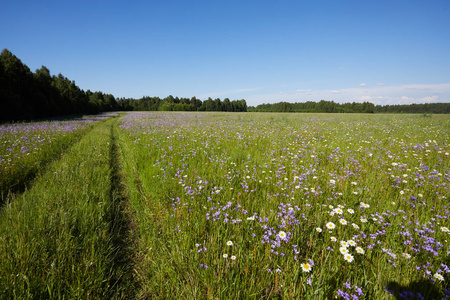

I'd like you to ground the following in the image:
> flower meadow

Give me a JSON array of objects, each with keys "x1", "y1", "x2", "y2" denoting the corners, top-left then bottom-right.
[
  {"x1": 117, "y1": 112, "x2": 449, "y2": 299},
  {"x1": 0, "y1": 111, "x2": 448, "y2": 299}
]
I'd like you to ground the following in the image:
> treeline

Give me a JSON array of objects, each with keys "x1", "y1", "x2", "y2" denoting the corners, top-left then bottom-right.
[
  {"x1": 248, "y1": 100, "x2": 376, "y2": 113},
  {"x1": 0, "y1": 49, "x2": 119, "y2": 122},
  {"x1": 248, "y1": 100, "x2": 450, "y2": 114},
  {"x1": 117, "y1": 96, "x2": 247, "y2": 112},
  {"x1": 374, "y1": 103, "x2": 450, "y2": 114}
]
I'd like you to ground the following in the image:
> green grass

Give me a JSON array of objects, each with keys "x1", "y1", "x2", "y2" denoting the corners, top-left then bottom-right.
[
  {"x1": 0, "y1": 119, "x2": 94, "y2": 198},
  {"x1": 0, "y1": 116, "x2": 135, "y2": 299},
  {"x1": 1, "y1": 112, "x2": 449, "y2": 299},
  {"x1": 116, "y1": 112, "x2": 449, "y2": 299}
]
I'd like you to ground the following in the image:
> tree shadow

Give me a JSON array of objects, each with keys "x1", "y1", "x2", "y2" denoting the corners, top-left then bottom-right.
[{"x1": 386, "y1": 279, "x2": 448, "y2": 299}]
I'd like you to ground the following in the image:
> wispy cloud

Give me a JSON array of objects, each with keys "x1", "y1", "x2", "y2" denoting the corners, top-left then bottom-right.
[
  {"x1": 296, "y1": 89, "x2": 312, "y2": 93},
  {"x1": 246, "y1": 83, "x2": 450, "y2": 106}
]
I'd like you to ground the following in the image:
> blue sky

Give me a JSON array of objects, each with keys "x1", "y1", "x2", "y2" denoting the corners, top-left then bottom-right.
[{"x1": 1, "y1": 0, "x2": 450, "y2": 106}]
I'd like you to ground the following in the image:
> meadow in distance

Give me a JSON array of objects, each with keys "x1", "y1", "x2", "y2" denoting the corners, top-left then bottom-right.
[{"x1": 0, "y1": 111, "x2": 449, "y2": 299}]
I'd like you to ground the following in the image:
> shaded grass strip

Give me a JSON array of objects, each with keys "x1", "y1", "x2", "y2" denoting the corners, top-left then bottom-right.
[{"x1": 104, "y1": 122, "x2": 140, "y2": 298}]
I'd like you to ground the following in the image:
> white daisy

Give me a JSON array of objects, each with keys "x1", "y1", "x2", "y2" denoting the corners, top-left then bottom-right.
[
  {"x1": 433, "y1": 273, "x2": 444, "y2": 281},
  {"x1": 347, "y1": 240, "x2": 356, "y2": 247},
  {"x1": 360, "y1": 202, "x2": 370, "y2": 208},
  {"x1": 334, "y1": 208, "x2": 343, "y2": 215},
  {"x1": 326, "y1": 222, "x2": 336, "y2": 230},
  {"x1": 301, "y1": 263, "x2": 312, "y2": 272},
  {"x1": 343, "y1": 254, "x2": 354, "y2": 262},
  {"x1": 340, "y1": 241, "x2": 349, "y2": 248},
  {"x1": 340, "y1": 247, "x2": 349, "y2": 255}
]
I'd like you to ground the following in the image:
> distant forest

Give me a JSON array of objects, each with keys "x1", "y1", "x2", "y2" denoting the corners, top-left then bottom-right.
[
  {"x1": 117, "y1": 96, "x2": 248, "y2": 113},
  {"x1": 247, "y1": 100, "x2": 450, "y2": 114},
  {"x1": 1, "y1": 48, "x2": 449, "y2": 122}
]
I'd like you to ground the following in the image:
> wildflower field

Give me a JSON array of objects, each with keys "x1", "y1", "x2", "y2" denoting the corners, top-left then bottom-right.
[{"x1": 0, "y1": 112, "x2": 449, "y2": 299}]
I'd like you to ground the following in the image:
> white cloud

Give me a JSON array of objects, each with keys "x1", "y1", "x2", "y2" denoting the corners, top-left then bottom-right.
[
  {"x1": 296, "y1": 89, "x2": 312, "y2": 93},
  {"x1": 246, "y1": 83, "x2": 450, "y2": 106},
  {"x1": 353, "y1": 95, "x2": 375, "y2": 101},
  {"x1": 399, "y1": 96, "x2": 415, "y2": 104},
  {"x1": 359, "y1": 83, "x2": 367, "y2": 87},
  {"x1": 351, "y1": 95, "x2": 387, "y2": 105},
  {"x1": 419, "y1": 95, "x2": 439, "y2": 103}
]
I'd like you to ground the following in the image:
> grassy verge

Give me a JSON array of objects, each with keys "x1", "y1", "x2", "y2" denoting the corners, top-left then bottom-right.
[
  {"x1": 0, "y1": 117, "x2": 136, "y2": 299},
  {"x1": 0, "y1": 118, "x2": 95, "y2": 199}
]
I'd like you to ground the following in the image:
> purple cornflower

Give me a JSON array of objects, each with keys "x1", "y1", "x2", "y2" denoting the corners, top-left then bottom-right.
[
  {"x1": 337, "y1": 289, "x2": 350, "y2": 300},
  {"x1": 354, "y1": 286, "x2": 363, "y2": 296},
  {"x1": 385, "y1": 286, "x2": 394, "y2": 295}
]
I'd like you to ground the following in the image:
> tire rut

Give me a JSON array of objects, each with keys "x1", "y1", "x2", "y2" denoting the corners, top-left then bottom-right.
[{"x1": 104, "y1": 121, "x2": 140, "y2": 299}]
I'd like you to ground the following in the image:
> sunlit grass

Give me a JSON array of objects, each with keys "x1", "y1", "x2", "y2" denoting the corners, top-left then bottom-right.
[
  {"x1": 117, "y1": 112, "x2": 449, "y2": 299},
  {"x1": 0, "y1": 115, "x2": 113, "y2": 197},
  {"x1": 0, "y1": 112, "x2": 448, "y2": 299},
  {"x1": 0, "y1": 116, "x2": 135, "y2": 299}
]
